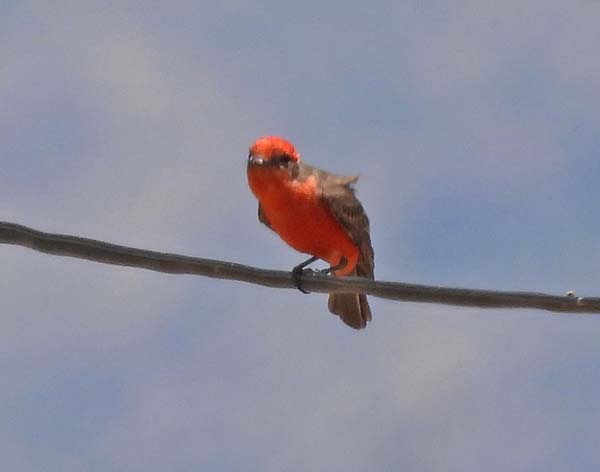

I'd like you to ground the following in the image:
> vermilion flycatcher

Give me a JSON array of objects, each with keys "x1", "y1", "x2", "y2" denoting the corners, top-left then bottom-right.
[{"x1": 247, "y1": 136, "x2": 374, "y2": 329}]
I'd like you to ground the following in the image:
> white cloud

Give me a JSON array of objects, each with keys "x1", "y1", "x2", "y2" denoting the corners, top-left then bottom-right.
[{"x1": 3, "y1": 1, "x2": 600, "y2": 470}]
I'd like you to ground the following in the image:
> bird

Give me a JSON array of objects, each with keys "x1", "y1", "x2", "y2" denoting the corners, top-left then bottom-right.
[{"x1": 246, "y1": 136, "x2": 374, "y2": 329}]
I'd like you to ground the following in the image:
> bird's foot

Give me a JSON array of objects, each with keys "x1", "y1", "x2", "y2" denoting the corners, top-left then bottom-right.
[
  {"x1": 292, "y1": 267, "x2": 314, "y2": 294},
  {"x1": 319, "y1": 256, "x2": 348, "y2": 275},
  {"x1": 291, "y1": 256, "x2": 319, "y2": 294}
]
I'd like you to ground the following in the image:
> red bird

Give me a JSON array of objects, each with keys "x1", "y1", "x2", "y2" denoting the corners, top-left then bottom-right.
[{"x1": 247, "y1": 136, "x2": 374, "y2": 329}]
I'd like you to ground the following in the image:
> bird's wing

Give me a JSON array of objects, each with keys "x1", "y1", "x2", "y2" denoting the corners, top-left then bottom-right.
[
  {"x1": 297, "y1": 163, "x2": 374, "y2": 277},
  {"x1": 322, "y1": 180, "x2": 374, "y2": 278},
  {"x1": 257, "y1": 203, "x2": 274, "y2": 232}
]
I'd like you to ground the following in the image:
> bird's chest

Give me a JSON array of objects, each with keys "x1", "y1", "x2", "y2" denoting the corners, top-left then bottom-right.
[
  {"x1": 260, "y1": 179, "x2": 325, "y2": 235},
  {"x1": 250, "y1": 173, "x2": 346, "y2": 259}
]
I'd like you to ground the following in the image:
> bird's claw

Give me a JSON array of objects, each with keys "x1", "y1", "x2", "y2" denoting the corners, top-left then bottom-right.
[
  {"x1": 292, "y1": 266, "x2": 314, "y2": 294},
  {"x1": 291, "y1": 256, "x2": 319, "y2": 294}
]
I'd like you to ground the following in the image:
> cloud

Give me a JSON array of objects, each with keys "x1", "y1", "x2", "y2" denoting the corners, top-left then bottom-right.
[{"x1": 3, "y1": 1, "x2": 600, "y2": 470}]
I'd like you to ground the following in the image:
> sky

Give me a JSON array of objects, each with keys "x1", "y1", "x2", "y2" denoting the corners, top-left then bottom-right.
[{"x1": 2, "y1": 1, "x2": 600, "y2": 470}]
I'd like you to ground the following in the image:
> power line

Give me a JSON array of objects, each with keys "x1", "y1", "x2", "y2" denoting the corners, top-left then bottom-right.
[{"x1": 1, "y1": 221, "x2": 598, "y2": 315}]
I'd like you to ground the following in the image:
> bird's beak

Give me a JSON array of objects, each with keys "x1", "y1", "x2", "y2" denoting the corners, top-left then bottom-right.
[{"x1": 248, "y1": 154, "x2": 265, "y2": 166}]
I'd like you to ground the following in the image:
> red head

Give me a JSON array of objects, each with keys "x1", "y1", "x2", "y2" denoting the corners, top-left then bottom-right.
[{"x1": 248, "y1": 136, "x2": 301, "y2": 166}]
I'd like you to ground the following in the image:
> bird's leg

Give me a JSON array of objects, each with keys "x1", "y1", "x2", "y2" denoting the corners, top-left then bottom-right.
[
  {"x1": 320, "y1": 256, "x2": 348, "y2": 275},
  {"x1": 291, "y1": 256, "x2": 319, "y2": 294},
  {"x1": 292, "y1": 255, "x2": 319, "y2": 272}
]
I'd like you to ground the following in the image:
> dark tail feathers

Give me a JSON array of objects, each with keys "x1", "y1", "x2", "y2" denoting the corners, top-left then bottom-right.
[{"x1": 328, "y1": 292, "x2": 371, "y2": 329}]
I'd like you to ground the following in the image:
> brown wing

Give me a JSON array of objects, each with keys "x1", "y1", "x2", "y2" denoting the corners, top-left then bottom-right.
[
  {"x1": 323, "y1": 182, "x2": 374, "y2": 279},
  {"x1": 257, "y1": 203, "x2": 274, "y2": 232},
  {"x1": 296, "y1": 162, "x2": 374, "y2": 279},
  {"x1": 294, "y1": 161, "x2": 375, "y2": 329}
]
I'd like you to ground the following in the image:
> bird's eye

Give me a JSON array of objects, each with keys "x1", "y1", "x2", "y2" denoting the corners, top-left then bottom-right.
[{"x1": 278, "y1": 154, "x2": 291, "y2": 165}]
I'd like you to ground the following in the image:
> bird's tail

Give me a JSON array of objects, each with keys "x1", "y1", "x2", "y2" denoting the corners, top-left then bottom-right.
[{"x1": 328, "y1": 264, "x2": 372, "y2": 330}]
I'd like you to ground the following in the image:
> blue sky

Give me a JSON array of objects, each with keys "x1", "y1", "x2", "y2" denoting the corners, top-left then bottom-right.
[{"x1": 3, "y1": 1, "x2": 600, "y2": 470}]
